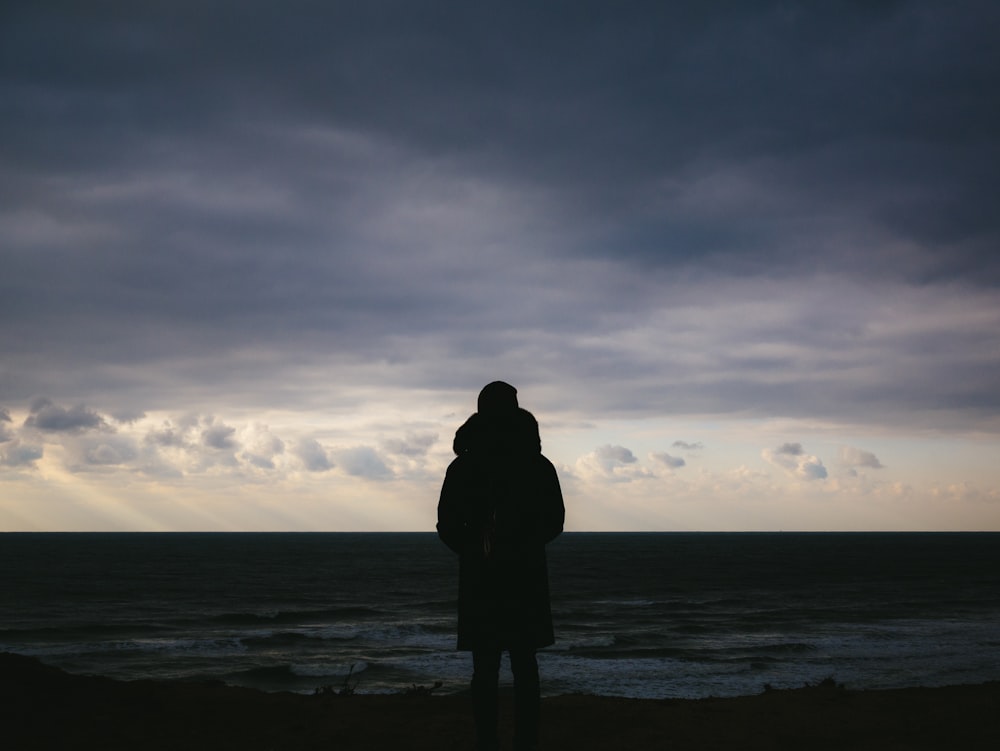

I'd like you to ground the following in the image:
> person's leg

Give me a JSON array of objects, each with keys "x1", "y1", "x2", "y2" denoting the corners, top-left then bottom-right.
[
  {"x1": 471, "y1": 646, "x2": 502, "y2": 751},
  {"x1": 509, "y1": 647, "x2": 540, "y2": 750}
]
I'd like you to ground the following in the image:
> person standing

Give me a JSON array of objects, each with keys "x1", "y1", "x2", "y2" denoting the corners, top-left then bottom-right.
[{"x1": 438, "y1": 382, "x2": 565, "y2": 751}]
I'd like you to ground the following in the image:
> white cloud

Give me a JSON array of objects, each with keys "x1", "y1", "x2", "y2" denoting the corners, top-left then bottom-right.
[
  {"x1": 239, "y1": 425, "x2": 285, "y2": 471},
  {"x1": 575, "y1": 444, "x2": 653, "y2": 483},
  {"x1": 762, "y1": 443, "x2": 828, "y2": 480}
]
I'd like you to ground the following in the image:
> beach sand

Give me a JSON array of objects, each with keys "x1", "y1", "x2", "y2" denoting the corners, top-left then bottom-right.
[{"x1": 3, "y1": 652, "x2": 998, "y2": 750}]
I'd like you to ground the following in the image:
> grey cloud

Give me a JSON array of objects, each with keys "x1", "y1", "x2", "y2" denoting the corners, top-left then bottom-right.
[
  {"x1": 651, "y1": 452, "x2": 686, "y2": 469},
  {"x1": 382, "y1": 432, "x2": 438, "y2": 458},
  {"x1": 112, "y1": 409, "x2": 147, "y2": 424},
  {"x1": 24, "y1": 399, "x2": 108, "y2": 434},
  {"x1": 145, "y1": 424, "x2": 187, "y2": 448},
  {"x1": 840, "y1": 446, "x2": 884, "y2": 470},
  {"x1": 82, "y1": 436, "x2": 139, "y2": 467},
  {"x1": 672, "y1": 441, "x2": 703, "y2": 451},
  {"x1": 0, "y1": 440, "x2": 43, "y2": 468},
  {"x1": 86, "y1": 445, "x2": 124, "y2": 465},
  {"x1": 335, "y1": 446, "x2": 392, "y2": 481},
  {"x1": 596, "y1": 445, "x2": 637, "y2": 466},
  {"x1": 0, "y1": 408, "x2": 12, "y2": 443},
  {"x1": 800, "y1": 461, "x2": 829, "y2": 481},
  {"x1": 776, "y1": 443, "x2": 805, "y2": 457},
  {"x1": 242, "y1": 452, "x2": 275, "y2": 470},
  {"x1": 294, "y1": 438, "x2": 333, "y2": 473},
  {"x1": 202, "y1": 423, "x2": 237, "y2": 451}
]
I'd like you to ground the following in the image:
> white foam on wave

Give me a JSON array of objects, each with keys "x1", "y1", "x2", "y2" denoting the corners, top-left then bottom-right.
[
  {"x1": 129, "y1": 636, "x2": 248, "y2": 654},
  {"x1": 356, "y1": 622, "x2": 455, "y2": 650},
  {"x1": 290, "y1": 660, "x2": 368, "y2": 678},
  {"x1": 543, "y1": 633, "x2": 617, "y2": 652}
]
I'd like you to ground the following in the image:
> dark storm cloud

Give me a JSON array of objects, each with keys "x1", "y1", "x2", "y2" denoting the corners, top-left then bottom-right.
[
  {"x1": 6, "y1": 2, "x2": 998, "y2": 264},
  {"x1": 1, "y1": 1, "x2": 999, "y2": 430}
]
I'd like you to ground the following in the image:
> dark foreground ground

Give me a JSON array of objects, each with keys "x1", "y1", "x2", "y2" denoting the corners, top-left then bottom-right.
[{"x1": 2, "y1": 653, "x2": 998, "y2": 750}]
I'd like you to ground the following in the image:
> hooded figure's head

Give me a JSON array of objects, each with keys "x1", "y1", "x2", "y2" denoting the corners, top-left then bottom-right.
[
  {"x1": 453, "y1": 382, "x2": 539, "y2": 456},
  {"x1": 477, "y1": 381, "x2": 518, "y2": 416}
]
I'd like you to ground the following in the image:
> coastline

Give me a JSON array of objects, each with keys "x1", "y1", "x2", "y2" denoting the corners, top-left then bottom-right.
[{"x1": 3, "y1": 653, "x2": 998, "y2": 750}]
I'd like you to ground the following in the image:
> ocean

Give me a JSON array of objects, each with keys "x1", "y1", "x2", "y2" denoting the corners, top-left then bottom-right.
[{"x1": 1, "y1": 532, "x2": 998, "y2": 699}]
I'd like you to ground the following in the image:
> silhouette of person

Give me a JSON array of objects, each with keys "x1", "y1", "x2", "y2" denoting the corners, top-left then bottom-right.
[{"x1": 438, "y1": 381, "x2": 565, "y2": 751}]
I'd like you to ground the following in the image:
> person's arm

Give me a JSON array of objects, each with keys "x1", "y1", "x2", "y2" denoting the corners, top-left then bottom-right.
[
  {"x1": 436, "y1": 459, "x2": 466, "y2": 554},
  {"x1": 539, "y1": 456, "x2": 565, "y2": 544}
]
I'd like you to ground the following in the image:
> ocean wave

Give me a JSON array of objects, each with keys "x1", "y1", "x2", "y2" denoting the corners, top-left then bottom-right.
[
  {"x1": 0, "y1": 623, "x2": 168, "y2": 640},
  {"x1": 126, "y1": 636, "x2": 248, "y2": 655},
  {"x1": 241, "y1": 625, "x2": 362, "y2": 646},
  {"x1": 211, "y1": 606, "x2": 384, "y2": 626},
  {"x1": 234, "y1": 620, "x2": 453, "y2": 651},
  {"x1": 591, "y1": 598, "x2": 659, "y2": 608},
  {"x1": 714, "y1": 642, "x2": 819, "y2": 657},
  {"x1": 3, "y1": 635, "x2": 248, "y2": 659}
]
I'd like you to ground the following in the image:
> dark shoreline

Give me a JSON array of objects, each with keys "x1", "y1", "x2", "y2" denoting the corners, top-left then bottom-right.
[{"x1": 3, "y1": 653, "x2": 998, "y2": 750}]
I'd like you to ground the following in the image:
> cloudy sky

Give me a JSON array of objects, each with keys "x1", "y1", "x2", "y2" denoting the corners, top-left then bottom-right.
[{"x1": 2, "y1": 1, "x2": 999, "y2": 531}]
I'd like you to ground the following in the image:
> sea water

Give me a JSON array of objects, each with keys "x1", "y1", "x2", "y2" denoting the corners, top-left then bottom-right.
[{"x1": 1, "y1": 532, "x2": 998, "y2": 698}]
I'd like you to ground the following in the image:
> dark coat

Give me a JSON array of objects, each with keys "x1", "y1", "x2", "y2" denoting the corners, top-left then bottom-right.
[{"x1": 437, "y1": 413, "x2": 564, "y2": 651}]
